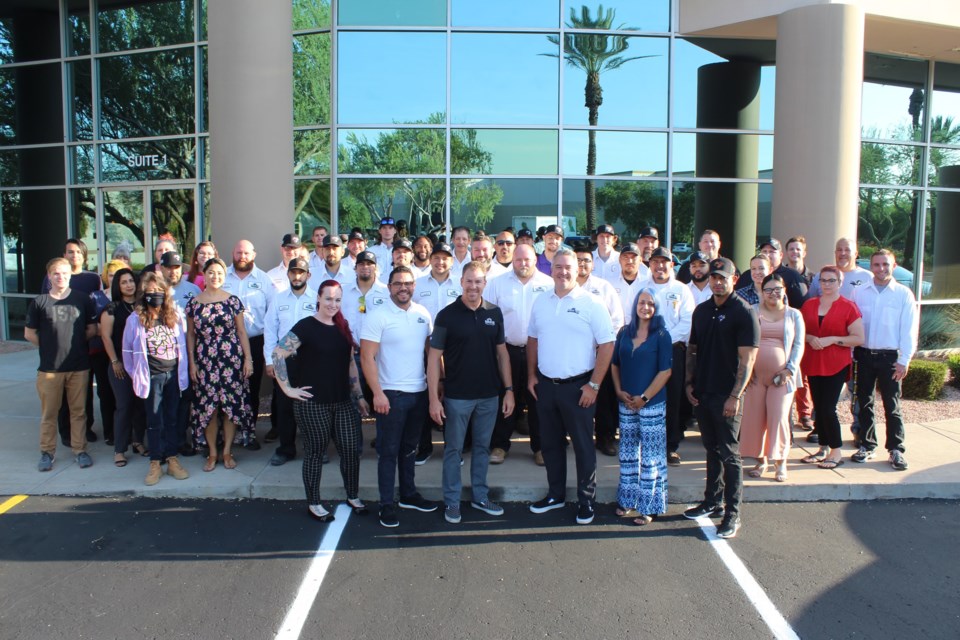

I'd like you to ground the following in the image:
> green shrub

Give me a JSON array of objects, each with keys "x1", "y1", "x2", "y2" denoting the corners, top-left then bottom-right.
[
  {"x1": 901, "y1": 360, "x2": 948, "y2": 400},
  {"x1": 948, "y1": 354, "x2": 960, "y2": 388}
]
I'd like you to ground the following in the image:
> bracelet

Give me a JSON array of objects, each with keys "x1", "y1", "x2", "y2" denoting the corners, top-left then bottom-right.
[{"x1": 111, "y1": 359, "x2": 120, "y2": 364}]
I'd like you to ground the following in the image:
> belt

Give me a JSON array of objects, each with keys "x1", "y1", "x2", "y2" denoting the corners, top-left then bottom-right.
[
  {"x1": 539, "y1": 370, "x2": 591, "y2": 385},
  {"x1": 506, "y1": 343, "x2": 527, "y2": 351},
  {"x1": 855, "y1": 347, "x2": 897, "y2": 356}
]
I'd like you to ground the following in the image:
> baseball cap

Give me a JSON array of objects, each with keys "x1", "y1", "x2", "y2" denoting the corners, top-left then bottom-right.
[
  {"x1": 758, "y1": 237, "x2": 782, "y2": 252},
  {"x1": 355, "y1": 250, "x2": 377, "y2": 265},
  {"x1": 620, "y1": 242, "x2": 640, "y2": 256},
  {"x1": 160, "y1": 251, "x2": 182, "y2": 267},
  {"x1": 516, "y1": 228, "x2": 534, "y2": 240},
  {"x1": 688, "y1": 250, "x2": 709, "y2": 264},
  {"x1": 431, "y1": 242, "x2": 453, "y2": 257},
  {"x1": 595, "y1": 224, "x2": 616, "y2": 236},
  {"x1": 287, "y1": 257, "x2": 310, "y2": 272},
  {"x1": 543, "y1": 224, "x2": 564, "y2": 238},
  {"x1": 347, "y1": 230, "x2": 365, "y2": 242},
  {"x1": 709, "y1": 257, "x2": 736, "y2": 278},
  {"x1": 322, "y1": 235, "x2": 343, "y2": 247},
  {"x1": 649, "y1": 247, "x2": 673, "y2": 262},
  {"x1": 379, "y1": 217, "x2": 396, "y2": 227},
  {"x1": 393, "y1": 238, "x2": 413, "y2": 251},
  {"x1": 638, "y1": 226, "x2": 659, "y2": 240},
  {"x1": 282, "y1": 233, "x2": 302, "y2": 248}
]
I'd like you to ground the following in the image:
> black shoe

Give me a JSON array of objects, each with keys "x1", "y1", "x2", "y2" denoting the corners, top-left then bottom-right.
[
  {"x1": 379, "y1": 504, "x2": 399, "y2": 528},
  {"x1": 86, "y1": 429, "x2": 98, "y2": 443},
  {"x1": 270, "y1": 452, "x2": 292, "y2": 466},
  {"x1": 415, "y1": 450, "x2": 431, "y2": 466},
  {"x1": 716, "y1": 513, "x2": 741, "y2": 539},
  {"x1": 104, "y1": 438, "x2": 114, "y2": 446},
  {"x1": 398, "y1": 493, "x2": 438, "y2": 513},
  {"x1": 667, "y1": 451, "x2": 681, "y2": 466},
  {"x1": 264, "y1": 429, "x2": 279, "y2": 443},
  {"x1": 530, "y1": 496, "x2": 565, "y2": 514},
  {"x1": 61, "y1": 437, "x2": 69, "y2": 447},
  {"x1": 805, "y1": 432, "x2": 819, "y2": 444},
  {"x1": 244, "y1": 440, "x2": 261, "y2": 451},
  {"x1": 321, "y1": 453, "x2": 329, "y2": 464},
  {"x1": 596, "y1": 439, "x2": 618, "y2": 457},
  {"x1": 576, "y1": 502, "x2": 595, "y2": 525},
  {"x1": 683, "y1": 502, "x2": 724, "y2": 520}
]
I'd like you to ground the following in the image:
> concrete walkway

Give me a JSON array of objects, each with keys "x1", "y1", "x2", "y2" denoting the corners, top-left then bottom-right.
[{"x1": 2, "y1": 348, "x2": 958, "y2": 504}]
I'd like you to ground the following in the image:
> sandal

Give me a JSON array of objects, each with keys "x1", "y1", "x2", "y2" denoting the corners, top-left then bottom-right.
[
  {"x1": 774, "y1": 461, "x2": 788, "y2": 482},
  {"x1": 633, "y1": 514, "x2": 655, "y2": 526},
  {"x1": 616, "y1": 507, "x2": 641, "y2": 518},
  {"x1": 222, "y1": 452, "x2": 237, "y2": 469},
  {"x1": 132, "y1": 443, "x2": 149, "y2": 457},
  {"x1": 114, "y1": 453, "x2": 127, "y2": 468},
  {"x1": 203, "y1": 454, "x2": 217, "y2": 472},
  {"x1": 346, "y1": 498, "x2": 369, "y2": 516},
  {"x1": 801, "y1": 449, "x2": 828, "y2": 464},
  {"x1": 818, "y1": 458, "x2": 845, "y2": 470},
  {"x1": 747, "y1": 461, "x2": 768, "y2": 478}
]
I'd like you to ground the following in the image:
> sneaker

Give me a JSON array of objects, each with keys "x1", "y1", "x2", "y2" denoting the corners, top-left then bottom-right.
[
  {"x1": 398, "y1": 493, "x2": 438, "y2": 513},
  {"x1": 471, "y1": 500, "x2": 504, "y2": 516},
  {"x1": 379, "y1": 504, "x2": 399, "y2": 528},
  {"x1": 308, "y1": 504, "x2": 334, "y2": 522},
  {"x1": 38, "y1": 452, "x2": 54, "y2": 472},
  {"x1": 716, "y1": 513, "x2": 741, "y2": 539},
  {"x1": 489, "y1": 447, "x2": 507, "y2": 464},
  {"x1": 667, "y1": 451, "x2": 681, "y2": 466},
  {"x1": 533, "y1": 451, "x2": 545, "y2": 466},
  {"x1": 851, "y1": 446, "x2": 876, "y2": 463},
  {"x1": 444, "y1": 504, "x2": 462, "y2": 524},
  {"x1": 889, "y1": 450, "x2": 909, "y2": 471},
  {"x1": 806, "y1": 432, "x2": 819, "y2": 444},
  {"x1": 269, "y1": 452, "x2": 292, "y2": 466},
  {"x1": 530, "y1": 496, "x2": 565, "y2": 514},
  {"x1": 683, "y1": 502, "x2": 724, "y2": 520},
  {"x1": 415, "y1": 450, "x2": 431, "y2": 466},
  {"x1": 576, "y1": 502, "x2": 595, "y2": 525},
  {"x1": 76, "y1": 451, "x2": 93, "y2": 468},
  {"x1": 165, "y1": 456, "x2": 189, "y2": 480},
  {"x1": 264, "y1": 428, "x2": 279, "y2": 443},
  {"x1": 145, "y1": 460, "x2": 162, "y2": 486},
  {"x1": 244, "y1": 440, "x2": 261, "y2": 451}
]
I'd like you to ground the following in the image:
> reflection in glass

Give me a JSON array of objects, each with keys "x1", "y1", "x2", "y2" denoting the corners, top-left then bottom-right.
[
  {"x1": 925, "y1": 187, "x2": 960, "y2": 301},
  {"x1": 0, "y1": 1, "x2": 60, "y2": 64},
  {"x1": 860, "y1": 142, "x2": 923, "y2": 187},
  {"x1": 858, "y1": 186, "x2": 915, "y2": 271},
  {"x1": 338, "y1": 128, "x2": 445, "y2": 175},
  {"x1": 862, "y1": 54, "x2": 928, "y2": 142},
  {"x1": 295, "y1": 179, "x2": 331, "y2": 237},
  {"x1": 564, "y1": 178, "x2": 666, "y2": 238},
  {"x1": 100, "y1": 138, "x2": 197, "y2": 183},
  {"x1": 67, "y1": 60, "x2": 93, "y2": 141},
  {"x1": 673, "y1": 39, "x2": 724, "y2": 129},
  {"x1": 338, "y1": 0, "x2": 445, "y2": 27},
  {"x1": 200, "y1": 0, "x2": 207, "y2": 41},
  {"x1": 0, "y1": 68, "x2": 12, "y2": 144},
  {"x1": 452, "y1": 33, "x2": 558, "y2": 125},
  {"x1": 672, "y1": 132, "x2": 774, "y2": 178},
  {"x1": 200, "y1": 136, "x2": 209, "y2": 179},
  {"x1": 97, "y1": 0, "x2": 194, "y2": 53},
  {"x1": 70, "y1": 145, "x2": 94, "y2": 184},
  {"x1": 564, "y1": 0, "x2": 670, "y2": 33},
  {"x1": 563, "y1": 131, "x2": 665, "y2": 176},
  {"x1": 453, "y1": 0, "x2": 557, "y2": 28},
  {"x1": 671, "y1": 181, "x2": 773, "y2": 255},
  {"x1": 451, "y1": 178, "x2": 556, "y2": 235},
  {"x1": 67, "y1": 0, "x2": 91, "y2": 57},
  {"x1": 1, "y1": 190, "x2": 24, "y2": 293},
  {"x1": 102, "y1": 189, "x2": 146, "y2": 269},
  {"x1": 338, "y1": 32, "x2": 444, "y2": 124},
  {"x1": 199, "y1": 46, "x2": 208, "y2": 132},
  {"x1": 151, "y1": 188, "x2": 196, "y2": 257},
  {"x1": 339, "y1": 178, "x2": 449, "y2": 238},
  {"x1": 453, "y1": 129, "x2": 557, "y2": 175},
  {"x1": 932, "y1": 62, "x2": 960, "y2": 143},
  {"x1": 202, "y1": 182, "x2": 211, "y2": 240},
  {"x1": 918, "y1": 304, "x2": 960, "y2": 350},
  {"x1": 670, "y1": 181, "x2": 698, "y2": 249},
  {"x1": 293, "y1": 33, "x2": 330, "y2": 126},
  {"x1": 293, "y1": 0, "x2": 331, "y2": 30},
  {"x1": 3, "y1": 188, "x2": 68, "y2": 294},
  {"x1": 0, "y1": 147, "x2": 65, "y2": 186},
  {"x1": 295, "y1": 129, "x2": 331, "y2": 176},
  {"x1": 99, "y1": 49, "x2": 195, "y2": 139},
  {"x1": 4, "y1": 297, "x2": 27, "y2": 340},
  {"x1": 72, "y1": 187, "x2": 98, "y2": 272},
  {"x1": 1, "y1": 63, "x2": 64, "y2": 146}
]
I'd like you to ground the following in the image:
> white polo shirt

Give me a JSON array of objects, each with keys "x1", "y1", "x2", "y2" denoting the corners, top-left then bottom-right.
[
  {"x1": 308, "y1": 251, "x2": 325, "y2": 274},
  {"x1": 413, "y1": 272, "x2": 462, "y2": 321},
  {"x1": 308, "y1": 261, "x2": 354, "y2": 291},
  {"x1": 223, "y1": 265, "x2": 276, "y2": 338},
  {"x1": 688, "y1": 280, "x2": 713, "y2": 306},
  {"x1": 578, "y1": 275, "x2": 625, "y2": 330},
  {"x1": 647, "y1": 278, "x2": 695, "y2": 343},
  {"x1": 263, "y1": 287, "x2": 318, "y2": 361},
  {"x1": 485, "y1": 260, "x2": 509, "y2": 281},
  {"x1": 450, "y1": 251, "x2": 472, "y2": 278},
  {"x1": 850, "y1": 279, "x2": 919, "y2": 367},
  {"x1": 528, "y1": 285, "x2": 615, "y2": 379},
  {"x1": 484, "y1": 269, "x2": 553, "y2": 347},
  {"x1": 609, "y1": 272, "x2": 648, "y2": 322},
  {"x1": 341, "y1": 278, "x2": 390, "y2": 347},
  {"x1": 592, "y1": 248, "x2": 621, "y2": 284},
  {"x1": 360, "y1": 298, "x2": 433, "y2": 393},
  {"x1": 370, "y1": 242, "x2": 394, "y2": 276},
  {"x1": 266, "y1": 262, "x2": 289, "y2": 293}
]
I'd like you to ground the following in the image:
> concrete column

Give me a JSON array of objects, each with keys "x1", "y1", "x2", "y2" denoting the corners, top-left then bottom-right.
[
  {"x1": 694, "y1": 62, "x2": 761, "y2": 269},
  {"x1": 208, "y1": 0, "x2": 293, "y2": 264},
  {"x1": 771, "y1": 3, "x2": 865, "y2": 272},
  {"x1": 931, "y1": 166, "x2": 960, "y2": 299}
]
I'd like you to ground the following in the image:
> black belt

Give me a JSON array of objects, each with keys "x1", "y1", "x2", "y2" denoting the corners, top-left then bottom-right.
[
  {"x1": 855, "y1": 347, "x2": 897, "y2": 356},
  {"x1": 539, "y1": 370, "x2": 591, "y2": 385},
  {"x1": 507, "y1": 343, "x2": 527, "y2": 351}
]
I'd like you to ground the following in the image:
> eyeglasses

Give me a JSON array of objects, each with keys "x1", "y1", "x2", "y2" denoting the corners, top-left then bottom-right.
[
  {"x1": 762, "y1": 287, "x2": 784, "y2": 296},
  {"x1": 389, "y1": 281, "x2": 415, "y2": 288},
  {"x1": 495, "y1": 240, "x2": 515, "y2": 246},
  {"x1": 820, "y1": 277, "x2": 839, "y2": 284}
]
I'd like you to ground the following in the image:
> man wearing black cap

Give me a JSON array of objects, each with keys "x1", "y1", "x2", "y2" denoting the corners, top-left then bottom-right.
[
  {"x1": 339, "y1": 229, "x2": 366, "y2": 271},
  {"x1": 267, "y1": 233, "x2": 304, "y2": 293},
  {"x1": 371, "y1": 217, "x2": 398, "y2": 275},
  {"x1": 309, "y1": 235, "x2": 354, "y2": 289},
  {"x1": 610, "y1": 242, "x2": 650, "y2": 321},
  {"x1": 637, "y1": 226, "x2": 660, "y2": 265},
  {"x1": 385, "y1": 238, "x2": 414, "y2": 280},
  {"x1": 683, "y1": 257, "x2": 759, "y2": 539},
  {"x1": 685, "y1": 251, "x2": 713, "y2": 305},
  {"x1": 592, "y1": 224, "x2": 621, "y2": 283},
  {"x1": 677, "y1": 229, "x2": 738, "y2": 284},
  {"x1": 516, "y1": 227, "x2": 535, "y2": 247},
  {"x1": 536, "y1": 224, "x2": 565, "y2": 276},
  {"x1": 736, "y1": 237, "x2": 808, "y2": 309},
  {"x1": 160, "y1": 251, "x2": 200, "y2": 313}
]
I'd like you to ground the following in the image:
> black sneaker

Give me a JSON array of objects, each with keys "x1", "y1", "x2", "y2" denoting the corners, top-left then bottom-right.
[
  {"x1": 667, "y1": 451, "x2": 681, "y2": 466},
  {"x1": 805, "y1": 432, "x2": 819, "y2": 444},
  {"x1": 889, "y1": 450, "x2": 909, "y2": 471},
  {"x1": 415, "y1": 450, "x2": 431, "y2": 466},
  {"x1": 179, "y1": 444, "x2": 197, "y2": 457},
  {"x1": 398, "y1": 493, "x2": 438, "y2": 513},
  {"x1": 85, "y1": 429, "x2": 98, "y2": 443},
  {"x1": 379, "y1": 504, "x2": 399, "y2": 528},
  {"x1": 529, "y1": 496, "x2": 565, "y2": 514},
  {"x1": 683, "y1": 502, "x2": 724, "y2": 520},
  {"x1": 575, "y1": 502, "x2": 595, "y2": 525},
  {"x1": 851, "y1": 446, "x2": 876, "y2": 463},
  {"x1": 716, "y1": 513, "x2": 741, "y2": 539}
]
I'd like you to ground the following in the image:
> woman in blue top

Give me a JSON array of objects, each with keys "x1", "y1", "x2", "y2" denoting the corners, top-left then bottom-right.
[{"x1": 610, "y1": 288, "x2": 673, "y2": 526}]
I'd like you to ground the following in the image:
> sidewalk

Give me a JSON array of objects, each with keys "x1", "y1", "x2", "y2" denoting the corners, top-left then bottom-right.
[{"x1": 2, "y1": 348, "x2": 958, "y2": 504}]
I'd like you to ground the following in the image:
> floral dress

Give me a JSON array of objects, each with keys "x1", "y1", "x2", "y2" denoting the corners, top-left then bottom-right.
[{"x1": 186, "y1": 295, "x2": 254, "y2": 446}]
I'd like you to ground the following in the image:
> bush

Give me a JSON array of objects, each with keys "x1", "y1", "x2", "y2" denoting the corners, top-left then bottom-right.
[
  {"x1": 948, "y1": 354, "x2": 960, "y2": 388},
  {"x1": 901, "y1": 360, "x2": 948, "y2": 400}
]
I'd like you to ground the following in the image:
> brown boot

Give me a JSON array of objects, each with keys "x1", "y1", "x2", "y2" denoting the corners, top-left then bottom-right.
[
  {"x1": 145, "y1": 460, "x2": 162, "y2": 486},
  {"x1": 166, "y1": 456, "x2": 189, "y2": 480}
]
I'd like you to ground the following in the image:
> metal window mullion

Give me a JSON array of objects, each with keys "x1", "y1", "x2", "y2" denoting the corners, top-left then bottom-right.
[
  {"x1": 665, "y1": 12, "x2": 677, "y2": 248},
  {"x1": 555, "y1": 0, "x2": 564, "y2": 228},
  {"x1": 444, "y1": 0, "x2": 451, "y2": 235},
  {"x1": 330, "y1": 2, "x2": 339, "y2": 231},
  {"x1": 913, "y1": 60, "x2": 937, "y2": 300}
]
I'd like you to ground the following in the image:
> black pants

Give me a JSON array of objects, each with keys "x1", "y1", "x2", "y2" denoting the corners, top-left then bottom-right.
[
  {"x1": 593, "y1": 368, "x2": 617, "y2": 444},
  {"x1": 59, "y1": 351, "x2": 115, "y2": 441},
  {"x1": 296, "y1": 399, "x2": 360, "y2": 504},
  {"x1": 694, "y1": 392, "x2": 742, "y2": 516},
  {"x1": 491, "y1": 344, "x2": 541, "y2": 452},
  {"x1": 536, "y1": 373, "x2": 597, "y2": 505},
  {"x1": 176, "y1": 385, "x2": 195, "y2": 450},
  {"x1": 248, "y1": 334, "x2": 266, "y2": 436},
  {"x1": 273, "y1": 379, "x2": 298, "y2": 458},
  {"x1": 666, "y1": 342, "x2": 687, "y2": 453},
  {"x1": 808, "y1": 367, "x2": 848, "y2": 450},
  {"x1": 108, "y1": 365, "x2": 145, "y2": 453},
  {"x1": 855, "y1": 349, "x2": 906, "y2": 453}
]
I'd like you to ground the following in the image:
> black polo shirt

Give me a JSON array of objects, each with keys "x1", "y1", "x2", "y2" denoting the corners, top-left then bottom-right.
[
  {"x1": 689, "y1": 292, "x2": 759, "y2": 397},
  {"x1": 430, "y1": 297, "x2": 505, "y2": 400}
]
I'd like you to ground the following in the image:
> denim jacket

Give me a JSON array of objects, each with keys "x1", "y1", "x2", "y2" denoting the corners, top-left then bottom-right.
[
  {"x1": 121, "y1": 311, "x2": 189, "y2": 399},
  {"x1": 752, "y1": 303, "x2": 806, "y2": 392}
]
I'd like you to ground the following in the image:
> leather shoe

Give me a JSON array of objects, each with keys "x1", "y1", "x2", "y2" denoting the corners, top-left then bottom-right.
[
  {"x1": 270, "y1": 452, "x2": 292, "y2": 466},
  {"x1": 597, "y1": 439, "x2": 618, "y2": 457}
]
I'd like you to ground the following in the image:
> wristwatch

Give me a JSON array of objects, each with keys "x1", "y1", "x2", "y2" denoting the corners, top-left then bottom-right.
[
  {"x1": 640, "y1": 394, "x2": 649, "y2": 404},
  {"x1": 504, "y1": 385, "x2": 514, "y2": 391},
  {"x1": 587, "y1": 381, "x2": 600, "y2": 391}
]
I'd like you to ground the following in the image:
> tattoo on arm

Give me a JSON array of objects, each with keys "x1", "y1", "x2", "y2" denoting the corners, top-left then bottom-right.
[{"x1": 271, "y1": 331, "x2": 302, "y2": 384}]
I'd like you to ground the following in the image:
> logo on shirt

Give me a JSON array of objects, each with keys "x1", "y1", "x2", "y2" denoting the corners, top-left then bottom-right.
[
  {"x1": 303, "y1": 303, "x2": 316, "y2": 311},
  {"x1": 533, "y1": 286, "x2": 549, "y2": 293},
  {"x1": 417, "y1": 317, "x2": 427, "y2": 324},
  {"x1": 447, "y1": 289, "x2": 460, "y2": 297},
  {"x1": 716, "y1": 314, "x2": 726, "y2": 323},
  {"x1": 419, "y1": 291, "x2": 432, "y2": 297},
  {"x1": 183, "y1": 291, "x2": 195, "y2": 299},
  {"x1": 279, "y1": 305, "x2": 290, "y2": 311},
  {"x1": 484, "y1": 317, "x2": 495, "y2": 326},
  {"x1": 248, "y1": 282, "x2": 261, "y2": 290},
  {"x1": 567, "y1": 307, "x2": 581, "y2": 316},
  {"x1": 372, "y1": 298, "x2": 384, "y2": 306}
]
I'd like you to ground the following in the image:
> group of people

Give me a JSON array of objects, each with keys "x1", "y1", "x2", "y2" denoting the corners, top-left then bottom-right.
[{"x1": 25, "y1": 219, "x2": 919, "y2": 539}]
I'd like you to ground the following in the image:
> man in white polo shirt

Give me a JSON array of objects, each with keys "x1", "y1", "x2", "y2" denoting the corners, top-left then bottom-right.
[
  {"x1": 369, "y1": 217, "x2": 397, "y2": 276},
  {"x1": 360, "y1": 265, "x2": 439, "y2": 528},
  {"x1": 309, "y1": 234, "x2": 354, "y2": 289},
  {"x1": 267, "y1": 233, "x2": 303, "y2": 293},
  {"x1": 591, "y1": 224, "x2": 621, "y2": 283},
  {"x1": 686, "y1": 251, "x2": 713, "y2": 305},
  {"x1": 527, "y1": 248, "x2": 615, "y2": 525},
  {"x1": 610, "y1": 242, "x2": 649, "y2": 321}
]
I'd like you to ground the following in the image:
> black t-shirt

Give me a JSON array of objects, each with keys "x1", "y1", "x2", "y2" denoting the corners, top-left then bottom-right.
[
  {"x1": 289, "y1": 317, "x2": 352, "y2": 404},
  {"x1": 103, "y1": 301, "x2": 134, "y2": 358},
  {"x1": 430, "y1": 297, "x2": 505, "y2": 399},
  {"x1": 689, "y1": 293, "x2": 759, "y2": 397},
  {"x1": 25, "y1": 290, "x2": 97, "y2": 372}
]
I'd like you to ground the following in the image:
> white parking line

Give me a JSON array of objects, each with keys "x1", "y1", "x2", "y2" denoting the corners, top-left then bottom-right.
[
  {"x1": 275, "y1": 504, "x2": 351, "y2": 640},
  {"x1": 696, "y1": 517, "x2": 801, "y2": 640}
]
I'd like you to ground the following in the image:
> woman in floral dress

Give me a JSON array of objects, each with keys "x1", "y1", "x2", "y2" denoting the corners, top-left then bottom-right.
[{"x1": 186, "y1": 257, "x2": 254, "y2": 471}]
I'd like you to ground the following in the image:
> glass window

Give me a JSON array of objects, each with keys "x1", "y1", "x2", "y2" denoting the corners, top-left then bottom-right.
[
  {"x1": 862, "y1": 54, "x2": 928, "y2": 142},
  {"x1": 564, "y1": 1, "x2": 670, "y2": 33},
  {"x1": 338, "y1": 128, "x2": 445, "y2": 174},
  {"x1": 338, "y1": 178, "x2": 451, "y2": 237},
  {"x1": 99, "y1": 138, "x2": 197, "y2": 182},
  {"x1": 0, "y1": 1, "x2": 60, "y2": 64},
  {"x1": 101, "y1": 189, "x2": 146, "y2": 270},
  {"x1": 918, "y1": 304, "x2": 960, "y2": 349},
  {"x1": 200, "y1": 136, "x2": 209, "y2": 179},
  {"x1": 2, "y1": 188, "x2": 69, "y2": 294},
  {"x1": 0, "y1": 63, "x2": 64, "y2": 146},
  {"x1": 857, "y1": 186, "x2": 916, "y2": 271},
  {"x1": 451, "y1": 178, "x2": 558, "y2": 235},
  {"x1": 70, "y1": 145, "x2": 95, "y2": 184},
  {"x1": 199, "y1": 0, "x2": 207, "y2": 41},
  {"x1": 673, "y1": 39, "x2": 725, "y2": 129},
  {"x1": 563, "y1": 131, "x2": 666, "y2": 176},
  {"x1": 338, "y1": 32, "x2": 445, "y2": 124},
  {"x1": 201, "y1": 182, "x2": 211, "y2": 240},
  {"x1": 199, "y1": 46, "x2": 208, "y2": 132},
  {"x1": 99, "y1": 49, "x2": 196, "y2": 138},
  {"x1": 71, "y1": 187, "x2": 98, "y2": 273},
  {"x1": 452, "y1": 33, "x2": 559, "y2": 125},
  {"x1": 3, "y1": 297, "x2": 28, "y2": 341},
  {"x1": 923, "y1": 190, "x2": 960, "y2": 301},
  {"x1": 293, "y1": 0, "x2": 331, "y2": 30},
  {"x1": 293, "y1": 33, "x2": 331, "y2": 126},
  {"x1": 0, "y1": 147, "x2": 65, "y2": 186},
  {"x1": 670, "y1": 181, "x2": 697, "y2": 250},
  {"x1": 67, "y1": 0, "x2": 91, "y2": 57},
  {"x1": 338, "y1": 0, "x2": 445, "y2": 27},
  {"x1": 295, "y1": 179, "x2": 331, "y2": 237},
  {"x1": 151, "y1": 187, "x2": 196, "y2": 256},
  {"x1": 453, "y1": 0, "x2": 558, "y2": 28},
  {"x1": 673, "y1": 132, "x2": 774, "y2": 179},
  {"x1": 97, "y1": 0, "x2": 195, "y2": 53},
  {"x1": 670, "y1": 180, "x2": 773, "y2": 253},
  {"x1": 560, "y1": 35, "x2": 668, "y2": 128},
  {"x1": 67, "y1": 60, "x2": 93, "y2": 141},
  {"x1": 452, "y1": 129, "x2": 557, "y2": 176},
  {"x1": 759, "y1": 66, "x2": 776, "y2": 131},
  {"x1": 295, "y1": 129, "x2": 331, "y2": 176},
  {"x1": 0, "y1": 68, "x2": 12, "y2": 145},
  {"x1": 860, "y1": 141, "x2": 923, "y2": 187},
  {"x1": 564, "y1": 178, "x2": 666, "y2": 238},
  {"x1": 929, "y1": 146, "x2": 960, "y2": 187}
]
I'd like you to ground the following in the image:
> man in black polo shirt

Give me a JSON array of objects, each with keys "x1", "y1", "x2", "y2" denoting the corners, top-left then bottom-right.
[
  {"x1": 428, "y1": 261, "x2": 514, "y2": 524},
  {"x1": 683, "y1": 257, "x2": 759, "y2": 539}
]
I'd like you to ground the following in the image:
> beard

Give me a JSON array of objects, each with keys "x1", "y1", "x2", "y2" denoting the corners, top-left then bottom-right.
[
  {"x1": 692, "y1": 271, "x2": 708, "y2": 283},
  {"x1": 290, "y1": 280, "x2": 307, "y2": 291},
  {"x1": 233, "y1": 259, "x2": 253, "y2": 273}
]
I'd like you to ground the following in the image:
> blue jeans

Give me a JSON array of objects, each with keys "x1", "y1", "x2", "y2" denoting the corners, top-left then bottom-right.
[
  {"x1": 442, "y1": 396, "x2": 498, "y2": 506},
  {"x1": 146, "y1": 370, "x2": 181, "y2": 461},
  {"x1": 375, "y1": 390, "x2": 427, "y2": 505}
]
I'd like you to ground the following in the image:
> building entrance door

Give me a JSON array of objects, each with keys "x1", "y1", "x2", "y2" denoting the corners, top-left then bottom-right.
[{"x1": 99, "y1": 186, "x2": 197, "y2": 271}]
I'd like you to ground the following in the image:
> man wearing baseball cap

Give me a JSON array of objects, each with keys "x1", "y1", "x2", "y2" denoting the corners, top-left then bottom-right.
[
  {"x1": 683, "y1": 257, "x2": 759, "y2": 539},
  {"x1": 370, "y1": 217, "x2": 398, "y2": 275},
  {"x1": 267, "y1": 233, "x2": 303, "y2": 293},
  {"x1": 592, "y1": 224, "x2": 621, "y2": 284},
  {"x1": 609, "y1": 242, "x2": 650, "y2": 320},
  {"x1": 160, "y1": 251, "x2": 201, "y2": 313},
  {"x1": 536, "y1": 224, "x2": 565, "y2": 276},
  {"x1": 685, "y1": 251, "x2": 713, "y2": 305},
  {"x1": 309, "y1": 235, "x2": 354, "y2": 289},
  {"x1": 637, "y1": 226, "x2": 659, "y2": 265}
]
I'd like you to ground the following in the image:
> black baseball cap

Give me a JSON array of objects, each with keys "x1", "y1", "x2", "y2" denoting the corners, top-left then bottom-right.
[
  {"x1": 543, "y1": 224, "x2": 564, "y2": 238},
  {"x1": 355, "y1": 250, "x2": 377, "y2": 265},
  {"x1": 431, "y1": 242, "x2": 453, "y2": 257},
  {"x1": 688, "y1": 250, "x2": 709, "y2": 264},
  {"x1": 287, "y1": 257, "x2": 310, "y2": 272},
  {"x1": 649, "y1": 247, "x2": 673, "y2": 262},
  {"x1": 160, "y1": 251, "x2": 182, "y2": 267},
  {"x1": 595, "y1": 224, "x2": 616, "y2": 236},
  {"x1": 393, "y1": 238, "x2": 413, "y2": 251},
  {"x1": 639, "y1": 226, "x2": 659, "y2": 240},
  {"x1": 620, "y1": 242, "x2": 640, "y2": 256},
  {"x1": 758, "y1": 237, "x2": 782, "y2": 252},
  {"x1": 347, "y1": 230, "x2": 365, "y2": 242},
  {"x1": 710, "y1": 257, "x2": 736, "y2": 278},
  {"x1": 517, "y1": 228, "x2": 534, "y2": 240},
  {"x1": 282, "y1": 233, "x2": 302, "y2": 248},
  {"x1": 322, "y1": 235, "x2": 343, "y2": 247}
]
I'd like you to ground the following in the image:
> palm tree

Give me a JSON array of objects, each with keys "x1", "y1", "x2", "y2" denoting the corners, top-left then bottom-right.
[{"x1": 545, "y1": 5, "x2": 650, "y2": 231}]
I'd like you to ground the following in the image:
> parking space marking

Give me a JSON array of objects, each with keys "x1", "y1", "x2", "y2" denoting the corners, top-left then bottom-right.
[
  {"x1": 0, "y1": 495, "x2": 27, "y2": 515},
  {"x1": 696, "y1": 516, "x2": 800, "y2": 640},
  {"x1": 274, "y1": 504, "x2": 351, "y2": 640}
]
